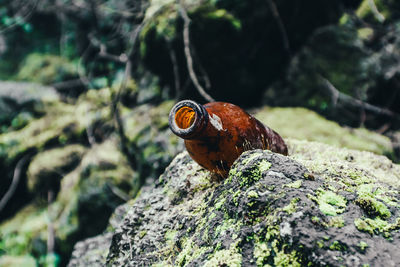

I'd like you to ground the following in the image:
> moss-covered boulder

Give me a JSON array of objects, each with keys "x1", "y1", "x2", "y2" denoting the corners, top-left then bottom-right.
[
  {"x1": 17, "y1": 53, "x2": 80, "y2": 86},
  {"x1": 0, "y1": 138, "x2": 136, "y2": 266},
  {"x1": 68, "y1": 139, "x2": 400, "y2": 266},
  {"x1": 27, "y1": 145, "x2": 86, "y2": 195},
  {"x1": 0, "y1": 81, "x2": 58, "y2": 133},
  {"x1": 254, "y1": 106, "x2": 393, "y2": 157}
]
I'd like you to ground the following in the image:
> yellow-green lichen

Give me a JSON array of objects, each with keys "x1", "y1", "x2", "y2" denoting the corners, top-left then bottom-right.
[
  {"x1": 204, "y1": 242, "x2": 242, "y2": 267},
  {"x1": 315, "y1": 190, "x2": 347, "y2": 216},
  {"x1": 258, "y1": 160, "x2": 272, "y2": 173},
  {"x1": 253, "y1": 242, "x2": 271, "y2": 267},
  {"x1": 282, "y1": 198, "x2": 300, "y2": 214},
  {"x1": 282, "y1": 180, "x2": 302, "y2": 189},
  {"x1": 175, "y1": 238, "x2": 210, "y2": 266},
  {"x1": 329, "y1": 241, "x2": 347, "y2": 251},
  {"x1": 358, "y1": 241, "x2": 368, "y2": 252},
  {"x1": 327, "y1": 216, "x2": 345, "y2": 228},
  {"x1": 273, "y1": 249, "x2": 301, "y2": 267},
  {"x1": 354, "y1": 217, "x2": 390, "y2": 235},
  {"x1": 355, "y1": 196, "x2": 391, "y2": 219},
  {"x1": 255, "y1": 108, "x2": 392, "y2": 155},
  {"x1": 247, "y1": 191, "x2": 259, "y2": 198}
]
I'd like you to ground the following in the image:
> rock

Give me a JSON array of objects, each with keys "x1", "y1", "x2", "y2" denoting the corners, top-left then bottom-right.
[
  {"x1": 0, "y1": 255, "x2": 37, "y2": 267},
  {"x1": 69, "y1": 139, "x2": 400, "y2": 266},
  {"x1": 254, "y1": 106, "x2": 393, "y2": 156},
  {"x1": 67, "y1": 233, "x2": 113, "y2": 267},
  {"x1": 0, "y1": 93, "x2": 184, "y2": 265},
  {"x1": 0, "y1": 81, "x2": 58, "y2": 132},
  {"x1": 27, "y1": 144, "x2": 86, "y2": 194}
]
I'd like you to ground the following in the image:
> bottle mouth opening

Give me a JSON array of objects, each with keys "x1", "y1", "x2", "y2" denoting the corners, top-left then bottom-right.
[
  {"x1": 169, "y1": 100, "x2": 208, "y2": 139},
  {"x1": 175, "y1": 106, "x2": 196, "y2": 129}
]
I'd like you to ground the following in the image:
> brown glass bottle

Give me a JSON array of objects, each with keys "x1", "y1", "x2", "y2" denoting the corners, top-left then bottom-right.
[{"x1": 169, "y1": 100, "x2": 288, "y2": 177}]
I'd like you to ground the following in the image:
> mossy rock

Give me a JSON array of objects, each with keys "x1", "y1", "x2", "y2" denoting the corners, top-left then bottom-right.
[
  {"x1": 17, "y1": 53, "x2": 79, "y2": 85},
  {"x1": 69, "y1": 139, "x2": 400, "y2": 266},
  {"x1": 0, "y1": 255, "x2": 37, "y2": 267},
  {"x1": 27, "y1": 144, "x2": 86, "y2": 194},
  {"x1": 254, "y1": 106, "x2": 393, "y2": 156},
  {"x1": 0, "y1": 81, "x2": 58, "y2": 133},
  {"x1": 0, "y1": 138, "x2": 137, "y2": 266}
]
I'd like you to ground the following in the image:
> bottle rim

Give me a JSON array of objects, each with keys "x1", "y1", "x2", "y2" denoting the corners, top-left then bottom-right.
[{"x1": 168, "y1": 100, "x2": 208, "y2": 139}]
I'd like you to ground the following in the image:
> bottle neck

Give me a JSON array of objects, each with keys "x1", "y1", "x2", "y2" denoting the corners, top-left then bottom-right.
[{"x1": 168, "y1": 100, "x2": 209, "y2": 140}]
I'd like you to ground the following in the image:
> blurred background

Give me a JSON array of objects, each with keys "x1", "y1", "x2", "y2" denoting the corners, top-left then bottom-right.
[{"x1": 0, "y1": 0, "x2": 399, "y2": 266}]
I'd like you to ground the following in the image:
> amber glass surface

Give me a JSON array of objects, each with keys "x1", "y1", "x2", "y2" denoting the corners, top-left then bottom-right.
[{"x1": 169, "y1": 101, "x2": 288, "y2": 177}]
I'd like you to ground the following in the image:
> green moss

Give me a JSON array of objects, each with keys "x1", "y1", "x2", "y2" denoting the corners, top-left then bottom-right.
[
  {"x1": 0, "y1": 255, "x2": 37, "y2": 267},
  {"x1": 17, "y1": 53, "x2": 79, "y2": 84},
  {"x1": 357, "y1": 27, "x2": 374, "y2": 40},
  {"x1": 329, "y1": 241, "x2": 347, "y2": 251},
  {"x1": 328, "y1": 216, "x2": 345, "y2": 228},
  {"x1": 205, "y1": 9, "x2": 241, "y2": 30},
  {"x1": 0, "y1": 204, "x2": 47, "y2": 256},
  {"x1": 358, "y1": 241, "x2": 368, "y2": 251},
  {"x1": 232, "y1": 190, "x2": 241, "y2": 206},
  {"x1": 214, "y1": 219, "x2": 242, "y2": 239},
  {"x1": 165, "y1": 230, "x2": 177, "y2": 247},
  {"x1": 311, "y1": 216, "x2": 320, "y2": 223},
  {"x1": 354, "y1": 217, "x2": 390, "y2": 235},
  {"x1": 27, "y1": 144, "x2": 86, "y2": 193},
  {"x1": 214, "y1": 196, "x2": 226, "y2": 211},
  {"x1": 289, "y1": 139, "x2": 400, "y2": 189},
  {"x1": 175, "y1": 238, "x2": 210, "y2": 266},
  {"x1": 282, "y1": 198, "x2": 300, "y2": 214},
  {"x1": 247, "y1": 191, "x2": 259, "y2": 198},
  {"x1": 315, "y1": 190, "x2": 347, "y2": 216},
  {"x1": 274, "y1": 249, "x2": 301, "y2": 267},
  {"x1": 253, "y1": 242, "x2": 271, "y2": 267},
  {"x1": 316, "y1": 240, "x2": 325, "y2": 248},
  {"x1": 255, "y1": 108, "x2": 392, "y2": 155},
  {"x1": 282, "y1": 180, "x2": 302, "y2": 189},
  {"x1": 139, "y1": 230, "x2": 148, "y2": 239},
  {"x1": 204, "y1": 242, "x2": 242, "y2": 267},
  {"x1": 258, "y1": 160, "x2": 272, "y2": 173},
  {"x1": 355, "y1": 196, "x2": 391, "y2": 219}
]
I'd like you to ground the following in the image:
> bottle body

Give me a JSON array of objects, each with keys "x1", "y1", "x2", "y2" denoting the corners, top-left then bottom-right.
[{"x1": 169, "y1": 100, "x2": 288, "y2": 177}]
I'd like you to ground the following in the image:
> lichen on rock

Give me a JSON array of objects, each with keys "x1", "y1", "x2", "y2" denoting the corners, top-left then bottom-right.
[{"x1": 70, "y1": 139, "x2": 400, "y2": 266}]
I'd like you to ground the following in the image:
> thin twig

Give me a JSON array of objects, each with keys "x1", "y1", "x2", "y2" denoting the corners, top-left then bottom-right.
[
  {"x1": 178, "y1": 0, "x2": 215, "y2": 102},
  {"x1": 318, "y1": 74, "x2": 397, "y2": 117},
  {"x1": 0, "y1": 154, "x2": 31, "y2": 213},
  {"x1": 266, "y1": 0, "x2": 291, "y2": 57}
]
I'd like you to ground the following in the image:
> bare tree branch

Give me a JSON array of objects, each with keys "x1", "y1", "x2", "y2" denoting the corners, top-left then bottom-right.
[
  {"x1": 318, "y1": 74, "x2": 398, "y2": 118},
  {"x1": 178, "y1": 0, "x2": 215, "y2": 103},
  {"x1": 266, "y1": 0, "x2": 291, "y2": 57},
  {"x1": 0, "y1": 154, "x2": 31, "y2": 213}
]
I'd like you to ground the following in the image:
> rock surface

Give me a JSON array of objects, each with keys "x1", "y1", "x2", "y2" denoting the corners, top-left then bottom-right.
[{"x1": 69, "y1": 139, "x2": 400, "y2": 266}]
